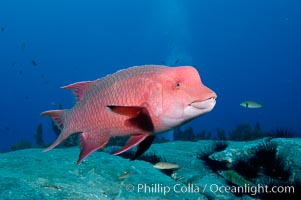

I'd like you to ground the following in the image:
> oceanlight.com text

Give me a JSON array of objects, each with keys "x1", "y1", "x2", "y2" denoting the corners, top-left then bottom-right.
[
  {"x1": 209, "y1": 183, "x2": 294, "y2": 196},
  {"x1": 125, "y1": 183, "x2": 295, "y2": 196}
]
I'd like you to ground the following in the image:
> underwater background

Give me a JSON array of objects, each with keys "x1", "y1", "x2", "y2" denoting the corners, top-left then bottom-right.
[
  {"x1": 1, "y1": 1, "x2": 301, "y2": 199},
  {"x1": 0, "y1": 0, "x2": 301, "y2": 152},
  {"x1": 1, "y1": 0, "x2": 300, "y2": 150}
]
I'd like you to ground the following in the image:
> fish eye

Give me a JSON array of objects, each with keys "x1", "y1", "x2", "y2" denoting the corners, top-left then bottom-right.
[{"x1": 175, "y1": 81, "x2": 181, "y2": 89}]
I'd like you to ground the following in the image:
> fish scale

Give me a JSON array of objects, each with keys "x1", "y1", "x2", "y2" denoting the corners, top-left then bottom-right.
[{"x1": 41, "y1": 65, "x2": 217, "y2": 163}]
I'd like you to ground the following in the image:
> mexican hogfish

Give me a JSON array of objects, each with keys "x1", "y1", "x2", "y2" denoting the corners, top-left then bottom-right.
[{"x1": 42, "y1": 65, "x2": 217, "y2": 163}]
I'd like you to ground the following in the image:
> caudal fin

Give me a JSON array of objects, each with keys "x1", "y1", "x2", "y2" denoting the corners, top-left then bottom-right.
[
  {"x1": 41, "y1": 109, "x2": 69, "y2": 151},
  {"x1": 41, "y1": 110, "x2": 65, "y2": 128}
]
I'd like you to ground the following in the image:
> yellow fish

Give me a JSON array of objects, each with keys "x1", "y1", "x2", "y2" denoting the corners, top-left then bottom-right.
[
  {"x1": 240, "y1": 101, "x2": 262, "y2": 108},
  {"x1": 153, "y1": 162, "x2": 180, "y2": 169},
  {"x1": 117, "y1": 171, "x2": 130, "y2": 179}
]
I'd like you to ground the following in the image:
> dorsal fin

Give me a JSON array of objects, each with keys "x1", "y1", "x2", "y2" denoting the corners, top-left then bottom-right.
[{"x1": 61, "y1": 81, "x2": 92, "y2": 101}]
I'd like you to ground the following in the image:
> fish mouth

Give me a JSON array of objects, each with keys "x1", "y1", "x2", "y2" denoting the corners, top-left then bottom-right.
[
  {"x1": 161, "y1": 95, "x2": 217, "y2": 129},
  {"x1": 189, "y1": 97, "x2": 217, "y2": 110}
]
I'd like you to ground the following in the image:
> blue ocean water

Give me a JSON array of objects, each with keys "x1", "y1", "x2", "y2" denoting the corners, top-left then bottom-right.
[{"x1": 0, "y1": 0, "x2": 300, "y2": 150}]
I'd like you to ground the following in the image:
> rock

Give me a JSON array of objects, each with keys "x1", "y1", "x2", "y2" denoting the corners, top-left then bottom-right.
[
  {"x1": 0, "y1": 148, "x2": 202, "y2": 199},
  {"x1": 0, "y1": 138, "x2": 300, "y2": 199}
]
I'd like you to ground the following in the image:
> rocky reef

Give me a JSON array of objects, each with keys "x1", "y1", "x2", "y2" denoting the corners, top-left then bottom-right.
[{"x1": 0, "y1": 138, "x2": 300, "y2": 199}]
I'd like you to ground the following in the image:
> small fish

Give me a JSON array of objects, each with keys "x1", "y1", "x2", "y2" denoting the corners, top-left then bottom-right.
[
  {"x1": 118, "y1": 171, "x2": 130, "y2": 179},
  {"x1": 31, "y1": 60, "x2": 38, "y2": 66},
  {"x1": 1, "y1": 27, "x2": 4, "y2": 32},
  {"x1": 153, "y1": 162, "x2": 180, "y2": 170},
  {"x1": 240, "y1": 101, "x2": 262, "y2": 108},
  {"x1": 11, "y1": 61, "x2": 17, "y2": 67},
  {"x1": 219, "y1": 170, "x2": 254, "y2": 187},
  {"x1": 174, "y1": 59, "x2": 180, "y2": 65},
  {"x1": 41, "y1": 65, "x2": 217, "y2": 163},
  {"x1": 21, "y1": 42, "x2": 26, "y2": 51}
]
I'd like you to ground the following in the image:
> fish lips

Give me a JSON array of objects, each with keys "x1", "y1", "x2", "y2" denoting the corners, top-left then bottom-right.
[{"x1": 189, "y1": 97, "x2": 216, "y2": 112}]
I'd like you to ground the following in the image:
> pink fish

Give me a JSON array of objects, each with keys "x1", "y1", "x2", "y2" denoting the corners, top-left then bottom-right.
[{"x1": 41, "y1": 65, "x2": 217, "y2": 163}]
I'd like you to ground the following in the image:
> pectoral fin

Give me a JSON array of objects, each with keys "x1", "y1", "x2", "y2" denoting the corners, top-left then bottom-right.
[
  {"x1": 107, "y1": 105, "x2": 143, "y2": 117},
  {"x1": 107, "y1": 105, "x2": 154, "y2": 132}
]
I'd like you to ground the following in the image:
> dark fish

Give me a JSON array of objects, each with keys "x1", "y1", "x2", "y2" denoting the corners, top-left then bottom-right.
[
  {"x1": 219, "y1": 170, "x2": 254, "y2": 187},
  {"x1": 1, "y1": 27, "x2": 4, "y2": 32},
  {"x1": 31, "y1": 60, "x2": 38, "y2": 66},
  {"x1": 240, "y1": 101, "x2": 262, "y2": 109},
  {"x1": 174, "y1": 59, "x2": 180, "y2": 64},
  {"x1": 21, "y1": 42, "x2": 26, "y2": 51}
]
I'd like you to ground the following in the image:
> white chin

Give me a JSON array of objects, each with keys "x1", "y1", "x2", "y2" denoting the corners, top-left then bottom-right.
[
  {"x1": 184, "y1": 98, "x2": 216, "y2": 118},
  {"x1": 160, "y1": 98, "x2": 216, "y2": 130}
]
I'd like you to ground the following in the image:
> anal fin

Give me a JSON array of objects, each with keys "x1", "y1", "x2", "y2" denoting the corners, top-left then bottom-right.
[{"x1": 77, "y1": 132, "x2": 110, "y2": 164}]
